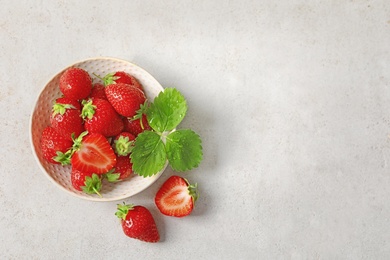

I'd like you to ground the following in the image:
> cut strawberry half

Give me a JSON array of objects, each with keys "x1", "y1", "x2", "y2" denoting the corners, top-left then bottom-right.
[
  {"x1": 155, "y1": 175, "x2": 199, "y2": 217},
  {"x1": 71, "y1": 132, "x2": 116, "y2": 174}
]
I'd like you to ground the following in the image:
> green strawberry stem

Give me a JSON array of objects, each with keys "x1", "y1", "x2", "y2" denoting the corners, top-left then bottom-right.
[
  {"x1": 93, "y1": 72, "x2": 118, "y2": 86},
  {"x1": 81, "y1": 100, "x2": 96, "y2": 120},
  {"x1": 115, "y1": 202, "x2": 134, "y2": 220},
  {"x1": 82, "y1": 173, "x2": 103, "y2": 197},
  {"x1": 52, "y1": 102, "x2": 75, "y2": 116},
  {"x1": 187, "y1": 181, "x2": 199, "y2": 203}
]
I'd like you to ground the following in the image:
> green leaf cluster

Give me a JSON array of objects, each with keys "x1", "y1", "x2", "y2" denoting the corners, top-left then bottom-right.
[{"x1": 130, "y1": 88, "x2": 203, "y2": 177}]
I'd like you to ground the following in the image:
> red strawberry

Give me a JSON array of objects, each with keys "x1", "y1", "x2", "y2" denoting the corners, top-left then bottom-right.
[
  {"x1": 40, "y1": 126, "x2": 73, "y2": 164},
  {"x1": 60, "y1": 67, "x2": 92, "y2": 100},
  {"x1": 81, "y1": 98, "x2": 124, "y2": 137},
  {"x1": 115, "y1": 156, "x2": 133, "y2": 180},
  {"x1": 115, "y1": 203, "x2": 160, "y2": 243},
  {"x1": 105, "y1": 155, "x2": 133, "y2": 182},
  {"x1": 105, "y1": 83, "x2": 146, "y2": 117},
  {"x1": 71, "y1": 132, "x2": 117, "y2": 174},
  {"x1": 90, "y1": 82, "x2": 107, "y2": 100},
  {"x1": 113, "y1": 132, "x2": 135, "y2": 156},
  {"x1": 155, "y1": 175, "x2": 198, "y2": 217},
  {"x1": 102, "y1": 71, "x2": 143, "y2": 91},
  {"x1": 71, "y1": 168, "x2": 102, "y2": 196},
  {"x1": 123, "y1": 114, "x2": 151, "y2": 136},
  {"x1": 50, "y1": 97, "x2": 84, "y2": 140}
]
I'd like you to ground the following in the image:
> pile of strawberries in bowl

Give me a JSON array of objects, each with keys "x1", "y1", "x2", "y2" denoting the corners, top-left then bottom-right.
[{"x1": 30, "y1": 58, "x2": 167, "y2": 201}]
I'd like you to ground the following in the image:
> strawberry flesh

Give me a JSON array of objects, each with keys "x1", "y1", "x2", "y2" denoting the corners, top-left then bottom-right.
[
  {"x1": 71, "y1": 133, "x2": 116, "y2": 174},
  {"x1": 155, "y1": 175, "x2": 198, "y2": 217}
]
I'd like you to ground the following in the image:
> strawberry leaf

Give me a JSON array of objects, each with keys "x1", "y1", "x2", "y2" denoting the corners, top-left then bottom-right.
[
  {"x1": 130, "y1": 131, "x2": 167, "y2": 177},
  {"x1": 146, "y1": 88, "x2": 187, "y2": 132},
  {"x1": 165, "y1": 129, "x2": 203, "y2": 171}
]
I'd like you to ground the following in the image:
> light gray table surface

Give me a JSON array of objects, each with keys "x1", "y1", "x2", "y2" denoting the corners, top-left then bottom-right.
[{"x1": 1, "y1": 0, "x2": 390, "y2": 259}]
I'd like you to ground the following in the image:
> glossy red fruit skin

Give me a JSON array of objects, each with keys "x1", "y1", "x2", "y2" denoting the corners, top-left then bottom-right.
[
  {"x1": 115, "y1": 156, "x2": 133, "y2": 180},
  {"x1": 123, "y1": 114, "x2": 151, "y2": 136},
  {"x1": 59, "y1": 67, "x2": 92, "y2": 100},
  {"x1": 114, "y1": 71, "x2": 143, "y2": 91},
  {"x1": 71, "y1": 133, "x2": 117, "y2": 174},
  {"x1": 40, "y1": 126, "x2": 73, "y2": 164},
  {"x1": 121, "y1": 206, "x2": 160, "y2": 243},
  {"x1": 83, "y1": 98, "x2": 124, "y2": 137},
  {"x1": 71, "y1": 168, "x2": 92, "y2": 191},
  {"x1": 50, "y1": 98, "x2": 84, "y2": 140},
  {"x1": 105, "y1": 83, "x2": 146, "y2": 117},
  {"x1": 90, "y1": 83, "x2": 107, "y2": 100}
]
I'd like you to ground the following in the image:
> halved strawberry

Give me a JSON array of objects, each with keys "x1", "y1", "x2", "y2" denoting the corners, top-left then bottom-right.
[
  {"x1": 155, "y1": 175, "x2": 199, "y2": 217},
  {"x1": 71, "y1": 132, "x2": 116, "y2": 174}
]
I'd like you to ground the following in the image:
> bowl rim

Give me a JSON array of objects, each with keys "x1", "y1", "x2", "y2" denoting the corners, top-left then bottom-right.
[{"x1": 29, "y1": 56, "x2": 166, "y2": 202}]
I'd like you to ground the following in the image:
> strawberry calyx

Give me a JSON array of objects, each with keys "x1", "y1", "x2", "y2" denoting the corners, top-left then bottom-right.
[
  {"x1": 93, "y1": 72, "x2": 119, "y2": 86},
  {"x1": 113, "y1": 136, "x2": 134, "y2": 156},
  {"x1": 115, "y1": 202, "x2": 134, "y2": 220},
  {"x1": 71, "y1": 131, "x2": 89, "y2": 151},
  {"x1": 53, "y1": 149, "x2": 73, "y2": 165},
  {"x1": 81, "y1": 99, "x2": 96, "y2": 120},
  {"x1": 104, "y1": 169, "x2": 120, "y2": 182},
  {"x1": 186, "y1": 180, "x2": 199, "y2": 203},
  {"x1": 52, "y1": 102, "x2": 76, "y2": 116},
  {"x1": 82, "y1": 173, "x2": 102, "y2": 197},
  {"x1": 131, "y1": 101, "x2": 149, "y2": 129}
]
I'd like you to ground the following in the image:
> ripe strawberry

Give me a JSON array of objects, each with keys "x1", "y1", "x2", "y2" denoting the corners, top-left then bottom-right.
[
  {"x1": 71, "y1": 132, "x2": 117, "y2": 174},
  {"x1": 40, "y1": 126, "x2": 73, "y2": 164},
  {"x1": 105, "y1": 83, "x2": 146, "y2": 117},
  {"x1": 71, "y1": 168, "x2": 102, "y2": 196},
  {"x1": 81, "y1": 98, "x2": 124, "y2": 137},
  {"x1": 115, "y1": 203, "x2": 160, "y2": 243},
  {"x1": 155, "y1": 175, "x2": 198, "y2": 217},
  {"x1": 105, "y1": 155, "x2": 133, "y2": 182},
  {"x1": 115, "y1": 156, "x2": 133, "y2": 180},
  {"x1": 90, "y1": 82, "x2": 107, "y2": 100},
  {"x1": 60, "y1": 67, "x2": 92, "y2": 100},
  {"x1": 123, "y1": 114, "x2": 151, "y2": 136},
  {"x1": 102, "y1": 71, "x2": 143, "y2": 91},
  {"x1": 113, "y1": 132, "x2": 135, "y2": 156},
  {"x1": 50, "y1": 97, "x2": 84, "y2": 140}
]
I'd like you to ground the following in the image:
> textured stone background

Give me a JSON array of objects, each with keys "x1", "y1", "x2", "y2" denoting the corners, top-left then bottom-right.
[{"x1": 1, "y1": 0, "x2": 390, "y2": 259}]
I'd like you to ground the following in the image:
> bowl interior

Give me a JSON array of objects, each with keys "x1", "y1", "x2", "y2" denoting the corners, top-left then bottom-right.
[{"x1": 30, "y1": 57, "x2": 166, "y2": 201}]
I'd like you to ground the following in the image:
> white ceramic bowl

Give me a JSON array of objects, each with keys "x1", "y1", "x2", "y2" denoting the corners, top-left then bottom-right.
[{"x1": 29, "y1": 57, "x2": 167, "y2": 201}]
